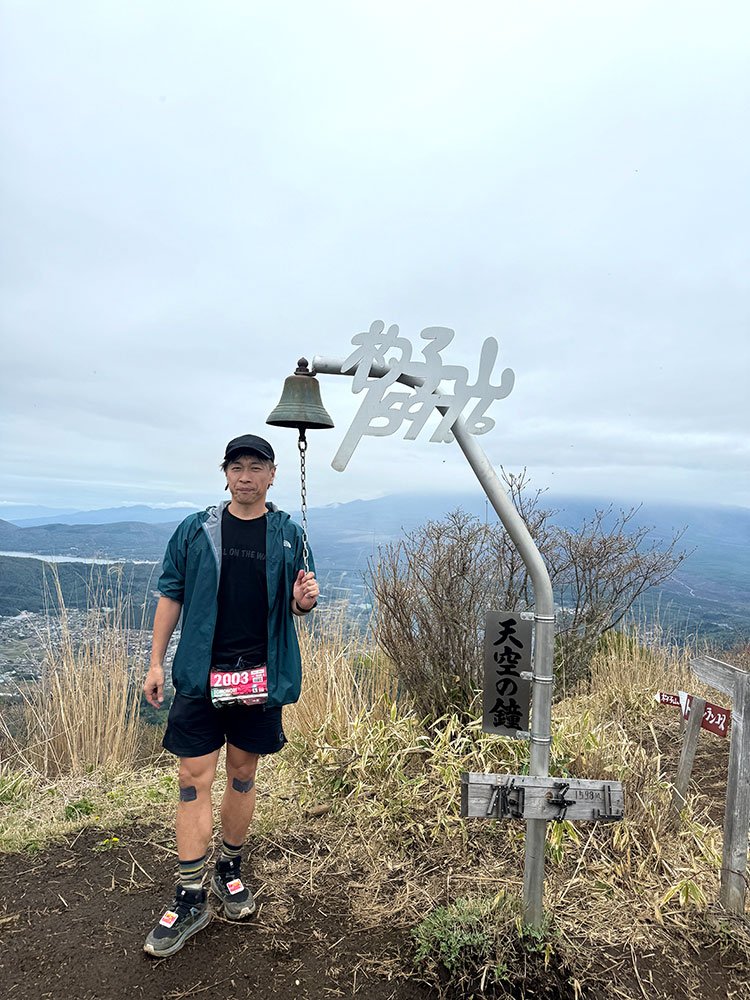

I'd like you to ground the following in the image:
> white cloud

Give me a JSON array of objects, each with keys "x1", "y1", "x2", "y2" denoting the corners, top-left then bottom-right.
[{"x1": 1, "y1": 1, "x2": 748, "y2": 511}]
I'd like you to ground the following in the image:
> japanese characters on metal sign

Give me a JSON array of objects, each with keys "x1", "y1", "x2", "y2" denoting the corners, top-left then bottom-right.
[
  {"x1": 679, "y1": 691, "x2": 731, "y2": 738},
  {"x1": 658, "y1": 690, "x2": 731, "y2": 737},
  {"x1": 331, "y1": 322, "x2": 515, "y2": 471},
  {"x1": 482, "y1": 612, "x2": 532, "y2": 737}
]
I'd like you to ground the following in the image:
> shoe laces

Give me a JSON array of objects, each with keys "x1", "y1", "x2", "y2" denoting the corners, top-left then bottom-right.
[
  {"x1": 217, "y1": 855, "x2": 241, "y2": 877},
  {"x1": 171, "y1": 886, "x2": 204, "y2": 918},
  {"x1": 217, "y1": 856, "x2": 247, "y2": 890}
]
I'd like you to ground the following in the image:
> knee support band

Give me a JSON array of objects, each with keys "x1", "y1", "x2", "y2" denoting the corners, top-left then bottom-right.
[
  {"x1": 179, "y1": 785, "x2": 198, "y2": 802},
  {"x1": 232, "y1": 777, "x2": 255, "y2": 794}
]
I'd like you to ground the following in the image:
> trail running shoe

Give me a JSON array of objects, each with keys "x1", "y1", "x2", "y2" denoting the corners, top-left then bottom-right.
[
  {"x1": 143, "y1": 885, "x2": 211, "y2": 957},
  {"x1": 210, "y1": 856, "x2": 257, "y2": 920}
]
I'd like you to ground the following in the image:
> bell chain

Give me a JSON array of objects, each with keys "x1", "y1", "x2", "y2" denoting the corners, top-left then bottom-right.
[{"x1": 298, "y1": 433, "x2": 309, "y2": 574}]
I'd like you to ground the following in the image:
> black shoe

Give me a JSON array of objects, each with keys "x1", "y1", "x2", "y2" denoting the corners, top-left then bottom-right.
[
  {"x1": 210, "y1": 856, "x2": 256, "y2": 920},
  {"x1": 144, "y1": 885, "x2": 211, "y2": 957}
]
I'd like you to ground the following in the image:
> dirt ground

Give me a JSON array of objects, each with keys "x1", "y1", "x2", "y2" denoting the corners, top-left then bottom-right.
[
  {"x1": 0, "y1": 726, "x2": 747, "y2": 1000},
  {"x1": 1, "y1": 818, "x2": 747, "y2": 1000},
  {"x1": 0, "y1": 824, "x2": 432, "y2": 1000}
]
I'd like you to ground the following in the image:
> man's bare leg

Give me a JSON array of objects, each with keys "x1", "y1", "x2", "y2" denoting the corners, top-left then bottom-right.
[
  {"x1": 210, "y1": 744, "x2": 260, "y2": 920},
  {"x1": 144, "y1": 750, "x2": 219, "y2": 957},
  {"x1": 176, "y1": 750, "x2": 220, "y2": 860},
  {"x1": 221, "y1": 744, "x2": 260, "y2": 843}
]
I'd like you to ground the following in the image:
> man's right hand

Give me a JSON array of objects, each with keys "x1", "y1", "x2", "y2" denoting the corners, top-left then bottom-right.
[{"x1": 143, "y1": 664, "x2": 165, "y2": 709}]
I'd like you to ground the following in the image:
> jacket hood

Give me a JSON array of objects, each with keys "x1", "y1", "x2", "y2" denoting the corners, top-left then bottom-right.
[{"x1": 203, "y1": 500, "x2": 285, "y2": 521}]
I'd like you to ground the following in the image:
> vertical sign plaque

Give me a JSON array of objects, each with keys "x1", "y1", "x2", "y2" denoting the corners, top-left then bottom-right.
[{"x1": 483, "y1": 612, "x2": 532, "y2": 737}]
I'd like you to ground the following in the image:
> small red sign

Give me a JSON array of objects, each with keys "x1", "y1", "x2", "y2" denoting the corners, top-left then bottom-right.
[
  {"x1": 683, "y1": 695, "x2": 731, "y2": 738},
  {"x1": 656, "y1": 691, "x2": 731, "y2": 737},
  {"x1": 656, "y1": 692, "x2": 681, "y2": 708}
]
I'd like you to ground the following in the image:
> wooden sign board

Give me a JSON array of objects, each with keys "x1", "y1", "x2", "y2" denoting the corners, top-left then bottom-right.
[
  {"x1": 690, "y1": 656, "x2": 736, "y2": 697},
  {"x1": 482, "y1": 612, "x2": 532, "y2": 737},
  {"x1": 690, "y1": 656, "x2": 750, "y2": 915},
  {"x1": 461, "y1": 772, "x2": 625, "y2": 823}
]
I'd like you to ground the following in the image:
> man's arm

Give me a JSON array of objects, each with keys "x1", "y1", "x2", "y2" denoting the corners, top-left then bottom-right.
[{"x1": 143, "y1": 595, "x2": 182, "y2": 708}]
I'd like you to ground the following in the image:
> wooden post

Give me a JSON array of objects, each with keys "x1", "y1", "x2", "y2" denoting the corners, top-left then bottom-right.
[
  {"x1": 691, "y1": 656, "x2": 750, "y2": 915},
  {"x1": 671, "y1": 696, "x2": 706, "y2": 819}
]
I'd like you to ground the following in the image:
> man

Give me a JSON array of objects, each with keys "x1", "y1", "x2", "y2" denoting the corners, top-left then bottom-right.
[{"x1": 142, "y1": 434, "x2": 319, "y2": 958}]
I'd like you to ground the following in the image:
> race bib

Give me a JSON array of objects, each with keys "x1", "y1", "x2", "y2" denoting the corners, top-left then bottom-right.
[{"x1": 209, "y1": 663, "x2": 268, "y2": 707}]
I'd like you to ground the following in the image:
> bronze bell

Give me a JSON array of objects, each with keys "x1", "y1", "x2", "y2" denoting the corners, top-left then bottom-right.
[{"x1": 266, "y1": 358, "x2": 335, "y2": 431}]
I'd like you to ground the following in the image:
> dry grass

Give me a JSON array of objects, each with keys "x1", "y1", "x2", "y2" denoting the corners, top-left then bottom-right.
[
  {"x1": 287, "y1": 601, "x2": 399, "y2": 739},
  {"x1": 271, "y1": 628, "x2": 749, "y2": 997},
  {"x1": 1, "y1": 600, "x2": 748, "y2": 998},
  {"x1": 0, "y1": 757, "x2": 178, "y2": 853},
  {"x1": 0, "y1": 571, "x2": 148, "y2": 778}
]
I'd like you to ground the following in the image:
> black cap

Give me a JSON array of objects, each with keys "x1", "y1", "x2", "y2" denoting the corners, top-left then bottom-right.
[{"x1": 224, "y1": 434, "x2": 275, "y2": 463}]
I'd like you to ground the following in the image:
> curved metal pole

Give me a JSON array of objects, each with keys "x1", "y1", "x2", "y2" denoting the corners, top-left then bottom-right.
[{"x1": 311, "y1": 354, "x2": 555, "y2": 926}]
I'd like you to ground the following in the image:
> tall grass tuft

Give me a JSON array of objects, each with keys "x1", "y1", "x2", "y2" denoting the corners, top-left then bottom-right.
[
  {"x1": 288, "y1": 601, "x2": 399, "y2": 740},
  {"x1": 2, "y1": 568, "x2": 145, "y2": 777},
  {"x1": 583, "y1": 625, "x2": 696, "y2": 721}
]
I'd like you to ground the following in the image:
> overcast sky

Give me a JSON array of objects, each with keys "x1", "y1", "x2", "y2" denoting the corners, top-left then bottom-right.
[{"x1": 2, "y1": 1, "x2": 748, "y2": 516}]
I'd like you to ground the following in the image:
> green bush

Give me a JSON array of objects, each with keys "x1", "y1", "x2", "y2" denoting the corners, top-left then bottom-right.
[
  {"x1": 63, "y1": 796, "x2": 96, "y2": 820},
  {"x1": 413, "y1": 892, "x2": 560, "y2": 998}
]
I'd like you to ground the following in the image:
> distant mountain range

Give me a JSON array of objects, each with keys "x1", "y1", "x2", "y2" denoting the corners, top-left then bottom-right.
[
  {"x1": 1, "y1": 493, "x2": 748, "y2": 644},
  {"x1": 4, "y1": 504, "x2": 200, "y2": 527},
  {"x1": 0, "y1": 518, "x2": 174, "y2": 561}
]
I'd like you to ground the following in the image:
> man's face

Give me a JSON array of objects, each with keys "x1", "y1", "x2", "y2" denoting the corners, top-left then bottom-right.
[{"x1": 225, "y1": 453, "x2": 276, "y2": 506}]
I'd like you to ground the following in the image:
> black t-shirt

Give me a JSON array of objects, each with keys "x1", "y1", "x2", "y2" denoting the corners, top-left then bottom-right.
[{"x1": 211, "y1": 507, "x2": 269, "y2": 664}]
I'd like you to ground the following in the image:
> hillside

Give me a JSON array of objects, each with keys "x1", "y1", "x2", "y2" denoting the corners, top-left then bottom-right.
[
  {"x1": 0, "y1": 555, "x2": 160, "y2": 620},
  {"x1": 301, "y1": 494, "x2": 750, "y2": 643},
  {"x1": 1, "y1": 494, "x2": 748, "y2": 643},
  {"x1": 0, "y1": 518, "x2": 174, "y2": 561},
  {"x1": 8, "y1": 504, "x2": 200, "y2": 527}
]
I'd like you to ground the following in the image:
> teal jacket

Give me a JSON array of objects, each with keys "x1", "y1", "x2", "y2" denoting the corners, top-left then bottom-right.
[{"x1": 157, "y1": 501, "x2": 314, "y2": 705}]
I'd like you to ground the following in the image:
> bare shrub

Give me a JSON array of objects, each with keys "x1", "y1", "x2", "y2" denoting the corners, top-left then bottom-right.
[
  {"x1": 368, "y1": 471, "x2": 686, "y2": 717},
  {"x1": 553, "y1": 506, "x2": 686, "y2": 688},
  {"x1": 369, "y1": 510, "x2": 530, "y2": 721}
]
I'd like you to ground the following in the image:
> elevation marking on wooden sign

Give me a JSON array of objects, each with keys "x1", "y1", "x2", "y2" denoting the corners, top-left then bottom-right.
[{"x1": 461, "y1": 773, "x2": 625, "y2": 823}]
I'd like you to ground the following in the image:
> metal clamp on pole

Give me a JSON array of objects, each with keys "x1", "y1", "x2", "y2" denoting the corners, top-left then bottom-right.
[
  {"x1": 486, "y1": 780, "x2": 525, "y2": 820},
  {"x1": 546, "y1": 781, "x2": 576, "y2": 822},
  {"x1": 592, "y1": 783, "x2": 625, "y2": 822}
]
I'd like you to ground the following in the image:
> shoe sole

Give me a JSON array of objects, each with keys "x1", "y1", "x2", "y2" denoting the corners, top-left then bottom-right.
[
  {"x1": 143, "y1": 908, "x2": 212, "y2": 958},
  {"x1": 210, "y1": 877, "x2": 257, "y2": 921}
]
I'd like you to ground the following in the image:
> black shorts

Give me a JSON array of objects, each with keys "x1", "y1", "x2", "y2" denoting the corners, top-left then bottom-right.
[{"x1": 162, "y1": 693, "x2": 287, "y2": 759}]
